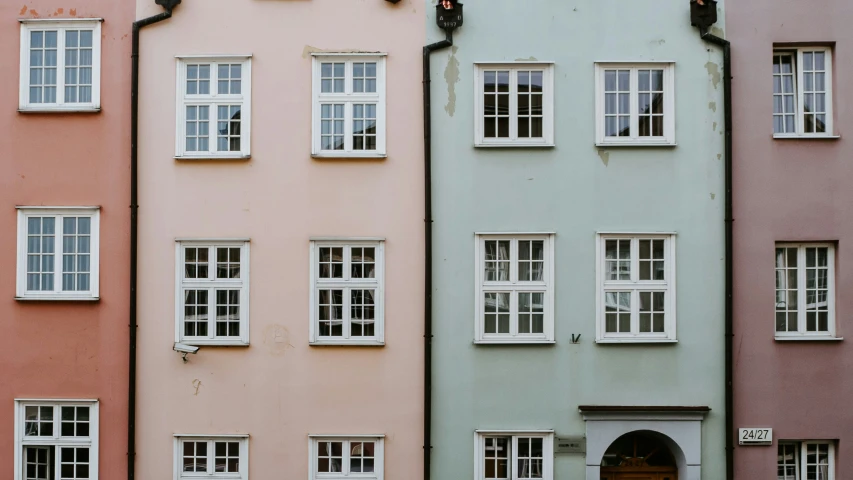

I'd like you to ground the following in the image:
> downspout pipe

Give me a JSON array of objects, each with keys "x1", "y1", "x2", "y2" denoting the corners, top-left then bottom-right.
[
  {"x1": 130, "y1": 3, "x2": 179, "y2": 480},
  {"x1": 694, "y1": 18, "x2": 734, "y2": 480},
  {"x1": 423, "y1": 27, "x2": 453, "y2": 480}
]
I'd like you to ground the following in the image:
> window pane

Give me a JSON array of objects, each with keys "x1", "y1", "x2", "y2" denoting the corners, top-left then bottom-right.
[
  {"x1": 216, "y1": 105, "x2": 241, "y2": 152},
  {"x1": 484, "y1": 292, "x2": 510, "y2": 334},
  {"x1": 605, "y1": 239, "x2": 631, "y2": 280},
  {"x1": 318, "y1": 289, "x2": 344, "y2": 337},
  {"x1": 517, "y1": 70, "x2": 544, "y2": 139},
  {"x1": 320, "y1": 104, "x2": 345, "y2": 150},
  {"x1": 351, "y1": 289, "x2": 376, "y2": 337},
  {"x1": 604, "y1": 69, "x2": 631, "y2": 137},
  {"x1": 484, "y1": 437, "x2": 509, "y2": 480},
  {"x1": 775, "y1": 247, "x2": 799, "y2": 332},
  {"x1": 215, "y1": 290, "x2": 241, "y2": 337},
  {"x1": 317, "y1": 441, "x2": 344, "y2": 473},
  {"x1": 184, "y1": 289, "x2": 209, "y2": 337},
  {"x1": 483, "y1": 71, "x2": 510, "y2": 138},
  {"x1": 183, "y1": 441, "x2": 207, "y2": 473},
  {"x1": 27, "y1": 217, "x2": 56, "y2": 291},
  {"x1": 484, "y1": 240, "x2": 510, "y2": 281},
  {"x1": 605, "y1": 292, "x2": 631, "y2": 333},
  {"x1": 518, "y1": 292, "x2": 544, "y2": 334},
  {"x1": 214, "y1": 441, "x2": 240, "y2": 473},
  {"x1": 518, "y1": 437, "x2": 543, "y2": 479}
]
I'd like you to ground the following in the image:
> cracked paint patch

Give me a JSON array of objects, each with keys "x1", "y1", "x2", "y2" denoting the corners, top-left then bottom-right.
[
  {"x1": 301, "y1": 45, "x2": 381, "y2": 59},
  {"x1": 710, "y1": 193, "x2": 716, "y2": 200},
  {"x1": 717, "y1": 154, "x2": 722, "y2": 161},
  {"x1": 705, "y1": 62, "x2": 721, "y2": 90},
  {"x1": 444, "y1": 46, "x2": 460, "y2": 117},
  {"x1": 713, "y1": 122, "x2": 718, "y2": 131},
  {"x1": 709, "y1": 102, "x2": 717, "y2": 112},
  {"x1": 598, "y1": 149, "x2": 610, "y2": 167},
  {"x1": 514, "y1": 56, "x2": 538, "y2": 61}
]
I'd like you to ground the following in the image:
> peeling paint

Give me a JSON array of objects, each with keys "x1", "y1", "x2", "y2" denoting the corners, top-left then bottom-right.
[
  {"x1": 29, "y1": 9, "x2": 40, "y2": 17},
  {"x1": 708, "y1": 102, "x2": 717, "y2": 112},
  {"x1": 713, "y1": 122, "x2": 718, "y2": 131},
  {"x1": 514, "y1": 56, "x2": 538, "y2": 62},
  {"x1": 301, "y1": 45, "x2": 380, "y2": 59},
  {"x1": 263, "y1": 325, "x2": 294, "y2": 357},
  {"x1": 717, "y1": 154, "x2": 722, "y2": 161},
  {"x1": 598, "y1": 149, "x2": 610, "y2": 167},
  {"x1": 70, "y1": 8, "x2": 77, "y2": 16},
  {"x1": 710, "y1": 193, "x2": 716, "y2": 200},
  {"x1": 710, "y1": 26, "x2": 725, "y2": 38},
  {"x1": 19, "y1": 5, "x2": 27, "y2": 15},
  {"x1": 444, "y1": 46, "x2": 460, "y2": 117},
  {"x1": 651, "y1": 39, "x2": 666, "y2": 45},
  {"x1": 705, "y1": 62, "x2": 721, "y2": 90}
]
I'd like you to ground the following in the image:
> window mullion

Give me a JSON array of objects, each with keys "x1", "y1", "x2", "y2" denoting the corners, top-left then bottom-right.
[
  {"x1": 57, "y1": 29, "x2": 66, "y2": 104},
  {"x1": 798, "y1": 248, "x2": 806, "y2": 334},
  {"x1": 208, "y1": 286, "x2": 216, "y2": 339},
  {"x1": 54, "y1": 215, "x2": 63, "y2": 293},
  {"x1": 796, "y1": 50, "x2": 805, "y2": 135},
  {"x1": 510, "y1": 290, "x2": 518, "y2": 336},
  {"x1": 344, "y1": 286, "x2": 352, "y2": 339},
  {"x1": 510, "y1": 436, "x2": 518, "y2": 480},
  {"x1": 207, "y1": 440, "x2": 215, "y2": 474},
  {"x1": 510, "y1": 70, "x2": 518, "y2": 140},
  {"x1": 630, "y1": 69, "x2": 639, "y2": 139},
  {"x1": 511, "y1": 240, "x2": 518, "y2": 283}
]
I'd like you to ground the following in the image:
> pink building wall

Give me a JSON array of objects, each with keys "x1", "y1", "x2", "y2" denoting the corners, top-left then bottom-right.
[
  {"x1": 134, "y1": 0, "x2": 425, "y2": 477},
  {"x1": 729, "y1": 0, "x2": 853, "y2": 476},
  {"x1": 0, "y1": 1, "x2": 132, "y2": 479}
]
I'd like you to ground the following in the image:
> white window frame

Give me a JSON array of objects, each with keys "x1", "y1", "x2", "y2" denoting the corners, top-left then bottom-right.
[
  {"x1": 16, "y1": 207, "x2": 100, "y2": 301},
  {"x1": 14, "y1": 399, "x2": 99, "y2": 480},
  {"x1": 175, "y1": 55, "x2": 252, "y2": 159},
  {"x1": 594, "y1": 62, "x2": 676, "y2": 146},
  {"x1": 175, "y1": 240, "x2": 250, "y2": 346},
  {"x1": 473, "y1": 62, "x2": 555, "y2": 147},
  {"x1": 774, "y1": 243, "x2": 837, "y2": 340},
  {"x1": 309, "y1": 239, "x2": 385, "y2": 346},
  {"x1": 311, "y1": 54, "x2": 387, "y2": 158},
  {"x1": 777, "y1": 441, "x2": 835, "y2": 480},
  {"x1": 595, "y1": 233, "x2": 677, "y2": 343},
  {"x1": 19, "y1": 19, "x2": 102, "y2": 112},
  {"x1": 308, "y1": 435, "x2": 384, "y2": 480},
  {"x1": 773, "y1": 47, "x2": 834, "y2": 138},
  {"x1": 473, "y1": 431, "x2": 554, "y2": 480},
  {"x1": 173, "y1": 435, "x2": 248, "y2": 480},
  {"x1": 474, "y1": 234, "x2": 555, "y2": 344}
]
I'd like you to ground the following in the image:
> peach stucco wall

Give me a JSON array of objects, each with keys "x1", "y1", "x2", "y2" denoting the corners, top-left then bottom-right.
[
  {"x1": 729, "y1": 0, "x2": 853, "y2": 476},
  {"x1": 134, "y1": 0, "x2": 425, "y2": 478},
  {"x1": 0, "y1": 1, "x2": 132, "y2": 479}
]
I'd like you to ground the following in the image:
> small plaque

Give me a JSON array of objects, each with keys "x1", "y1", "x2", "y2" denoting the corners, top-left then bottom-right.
[
  {"x1": 738, "y1": 428, "x2": 772, "y2": 445},
  {"x1": 555, "y1": 436, "x2": 585, "y2": 454}
]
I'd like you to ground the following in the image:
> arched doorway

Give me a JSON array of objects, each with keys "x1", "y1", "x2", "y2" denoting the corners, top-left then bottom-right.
[{"x1": 599, "y1": 432, "x2": 677, "y2": 480}]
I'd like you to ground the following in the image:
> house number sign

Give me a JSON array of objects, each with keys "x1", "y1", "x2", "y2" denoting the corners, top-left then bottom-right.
[
  {"x1": 738, "y1": 428, "x2": 772, "y2": 445},
  {"x1": 554, "y1": 436, "x2": 585, "y2": 454}
]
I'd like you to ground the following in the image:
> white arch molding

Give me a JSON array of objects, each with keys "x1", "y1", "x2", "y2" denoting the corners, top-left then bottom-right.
[{"x1": 579, "y1": 406, "x2": 710, "y2": 480}]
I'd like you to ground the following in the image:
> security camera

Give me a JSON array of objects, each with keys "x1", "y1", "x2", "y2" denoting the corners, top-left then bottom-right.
[{"x1": 173, "y1": 342, "x2": 199, "y2": 363}]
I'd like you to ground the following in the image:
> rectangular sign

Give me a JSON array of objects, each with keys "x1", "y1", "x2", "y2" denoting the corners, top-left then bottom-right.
[
  {"x1": 554, "y1": 436, "x2": 585, "y2": 454},
  {"x1": 738, "y1": 428, "x2": 772, "y2": 445}
]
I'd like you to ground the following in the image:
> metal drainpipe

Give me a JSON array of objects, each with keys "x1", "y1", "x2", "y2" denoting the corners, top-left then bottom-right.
[
  {"x1": 695, "y1": 20, "x2": 734, "y2": 480},
  {"x1": 129, "y1": 2, "x2": 179, "y2": 480},
  {"x1": 423, "y1": 26, "x2": 454, "y2": 480}
]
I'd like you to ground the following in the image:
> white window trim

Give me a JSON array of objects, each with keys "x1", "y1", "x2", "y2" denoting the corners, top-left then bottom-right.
[
  {"x1": 174, "y1": 240, "x2": 250, "y2": 346},
  {"x1": 308, "y1": 435, "x2": 384, "y2": 480},
  {"x1": 311, "y1": 54, "x2": 387, "y2": 158},
  {"x1": 16, "y1": 206, "x2": 100, "y2": 300},
  {"x1": 18, "y1": 19, "x2": 102, "y2": 112},
  {"x1": 594, "y1": 62, "x2": 676, "y2": 146},
  {"x1": 14, "y1": 399, "x2": 99, "y2": 480},
  {"x1": 473, "y1": 62, "x2": 555, "y2": 147},
  {"x1": 174, "y1": 55, "x2": 252, "y2": 159},
  {"x1": 173, "y1": 435, "x2": 249, "y2": 480},
  {"x1": 778, "y1": 440, "x2": 835, "y2": 480},
  {"x1": 474, "y1": 234, "x2": 555, "y2": 344},
  {"x1": 309, "y1": 240, "x2": 385, "y2": 346},
  {"x1": 473, "y1": 431, "x2": 554, "y2": 480},
  {"x1": 775, "y1": 243, "x2": 836, "y2": 340},
  {"x1": 773, "y1": 47, "x2": 834, "y2": 138},
  {"x1": 595, "y1": 233, "x2": 677, "y2": 343}
]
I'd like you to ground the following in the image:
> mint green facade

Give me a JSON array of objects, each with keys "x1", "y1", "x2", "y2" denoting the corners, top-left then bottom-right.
[{"x1": 427, "y1": 1, "x2": 727, "y2": 478}]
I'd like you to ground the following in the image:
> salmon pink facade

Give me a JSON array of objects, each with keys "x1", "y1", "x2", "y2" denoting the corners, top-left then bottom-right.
[
  {"x1": 730, "y1": 0, "x2": 853, "y2": 477},
  {"x1": 134, "y1": 0, "x2": 425, "y2": 478},
  {"x1": 0, "y1": 1, "x2": 133, "y2": 479}
]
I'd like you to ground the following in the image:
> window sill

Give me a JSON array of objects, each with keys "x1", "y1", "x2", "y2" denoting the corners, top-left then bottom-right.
[
  {"x1": 595, "y1": 142, "x2": 677, "y2": 148},
  {"x1": 179, "y1": 340, "x2": 250, "y2": 347},
  {"x1": 772, "y1": 134, "x2": 840, "y2": 140},
  {"x1": 474, "y1": 142, "x2": 556, "y2": 148},
  {"x1": 774, "y1": 335, "x2": 843, "y2": 342},
  {"x1": 16, "y1": 295, "x2": 100, "y2": 302},
  {"x1": 595, "y1": 338, "x2": 677, "y2": 344},
  {"x1": 311, "y1": 153, "x2": 387, "y2": 159},
  {"x1": 175, "y1": 155, "x2": 251, "y2": 161},
  {"x1": 18, "y1": 106, "x2": 101, "y2": 113},
  {"x1": 474, "y1": 339, "x2": 556, "y2": 345},
  {"x1": 309, "y1": 340, "x2": 385, "y2": 347}
]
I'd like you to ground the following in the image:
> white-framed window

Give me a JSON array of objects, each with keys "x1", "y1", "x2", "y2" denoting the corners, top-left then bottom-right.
[
  {"x1": 775, "y1": 243, "x2": 836, "y2": 339},
  {"x1": 309, "y1": 240, "x2": 385, "y2": 345},
  {"x1": 14, "y1": 400, "x2": 99, "y2": 480},
  {"x1": 474, "y1": 234, "x2": 555, "y2": 343},
  {"x1": 175, "y1": 56, "x2": 252, "y2": 159},
  {"x1": 175, "y1": 240, "x2": 250, "y2": 346},
  {"x1": 311, "y1": 55, "x2": 387, "y2": 158},
  {"x1": 596, "y1": 234, "x2": 677, "y2": 342},
  {"x1": 777, "y1": 441, "x2": 835, "y2": 480},
  {"x1": 16, "y1": 207, "x2": 100, "y2": 300},
  {"x1": 174, "y1": 435, "x2": 248, "y2": 480},
  {"x1": 309, "y1": 436, "x2": 384, "y2": 480},
  {"x1": 474, "y1": 431, "x2": 554, "y2": 480},
  {"x1": 473, "y1": 63, "x2": 555, "y2": 147},
  {"x1": 773, "y1": 48, "x2": 833, "y2": 137},
  {"x1": 19, "y1": 20, "x2": 102, "y2": 112},
  {"x1": 594, "y1": 63, "x2": 675, "y2": 146}
]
